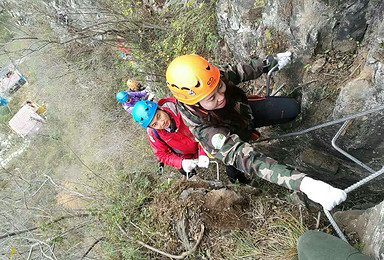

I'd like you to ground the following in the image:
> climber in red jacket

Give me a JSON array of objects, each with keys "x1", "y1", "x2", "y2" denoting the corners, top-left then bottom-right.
[{"x1": 132, "y1": 98, "x2": 209, "y2": 177}]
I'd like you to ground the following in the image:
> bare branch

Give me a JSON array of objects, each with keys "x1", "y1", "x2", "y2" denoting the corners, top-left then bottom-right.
[
  {"x1": 23, "y1": 238, "x2": 57, "y2": 260},
  {"x1": 81, "y1": 237, "x2": 106, "y2": 259},
  {"x1": 10, "y1": 36, "x2": 39, "y2": 41},
  {"x1": 48, "y1": 219, "x2": 95, "y2": 242},
  {"x1": 0, "y1": 213, "x2": 90, "y2": 240},
  {"x1": 44, "y1": 175, "x2": 98, "y2": 201},
  {"x1": 78, "y1": 18, "x2": 170, "y2": 33},
  {"x1": 116, "y1": 221, "x2": 205, "y2": 259}
]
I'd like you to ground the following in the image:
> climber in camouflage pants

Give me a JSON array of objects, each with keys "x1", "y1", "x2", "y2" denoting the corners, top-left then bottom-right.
[{"x1": 165, "y1": 53, "x2": 347, "y2": 211}]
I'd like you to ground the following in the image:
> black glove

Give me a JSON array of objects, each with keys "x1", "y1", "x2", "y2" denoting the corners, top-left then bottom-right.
[{"x1": 262, "y1": 54, "x2": 278, "y2": 73}]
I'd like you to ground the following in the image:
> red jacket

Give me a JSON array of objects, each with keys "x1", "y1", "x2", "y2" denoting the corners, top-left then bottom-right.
[{"x1": 146, "y1": 98, "x2": 206, "y2": 169}]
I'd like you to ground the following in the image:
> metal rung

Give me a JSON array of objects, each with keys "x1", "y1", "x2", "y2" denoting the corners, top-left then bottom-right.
[
  {"x1": 271, "y1": 83, "x2": 286, "y2": 96},
  {"x1": 255, "y1": 64, "x2": 280, "y2": 96},
  {"x1": 265, "y1": 64, "x2": 279, "y2": 96},
  {"x1": 210, "y1": 160, "x2": 220, "y2": 180},
  {"x1": 186, "y1": 160, "x2": 220, "y2": 181},
  {"x1": 323, "y1": 116, "x2": 384, "y2": 243}
]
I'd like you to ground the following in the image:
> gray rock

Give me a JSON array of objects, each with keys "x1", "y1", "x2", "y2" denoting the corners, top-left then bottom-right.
[
  {"x1": 216, "y1": 0, "x2": 261, "y2": 61},
  {"x1": 179, "y1": 188, "x2": 207, "y2": 200},
  {"x1": 290, "y1": 191, "x2": 305, "y2": 207},
  {"x1": 333, "y1": 70, "x2": 374, "y2": 118},
  {"x1": 299, "y1": 149, "x2": 339, "y2": 174},
  {"x1": 216, "y1": 0, "x2": 372, "y2": 61},
  {"x1": 310, "y1": 58, "x2": 326, "y2": 73},
  {"x1": 334, "y1": 200, "x2": 384, "y2": 259},
  {"x1": 215, "y1": 0, "x2": 384, "y2": 199}
]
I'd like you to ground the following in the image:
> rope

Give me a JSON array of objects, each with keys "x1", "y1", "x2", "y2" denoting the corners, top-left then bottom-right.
[{"x1": 257, "y1": 105, "x2": 384, "y2": 142}]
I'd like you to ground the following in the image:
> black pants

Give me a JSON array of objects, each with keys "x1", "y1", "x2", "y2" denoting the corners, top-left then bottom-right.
[
  {"x1": 225, "y1": 96, "x2": 299, "y2": 184},
  {"x1": 180, "y1": 166, "x2": 248, "y2": 184},
  {"x1": 248, "y1": 96, "x2": 300, "y2": 127},
  {"x1": 226, "y1": 165, "x2": 249, "y2": 184}
]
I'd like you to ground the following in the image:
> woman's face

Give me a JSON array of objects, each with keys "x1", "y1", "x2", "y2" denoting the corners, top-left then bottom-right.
[
  {"x1": 198, "y1": 80, "x2": 226, "y2": 110},
  {"x1": 149, "y1": 109, "x2": 171, "y2": 130}
]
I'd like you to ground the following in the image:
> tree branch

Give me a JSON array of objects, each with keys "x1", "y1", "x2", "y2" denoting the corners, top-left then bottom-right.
[
  {"x1": 0, "y1": 213, "x2": 90, "y2": 240},
  {"x1": 48, "y1": 220, "x2": 95, "y2": 242},
  {"x1": 81, "y1": 237, "x2": 106, "y2": 259},
  {"x1": 44, "y1": 174, "x2": 99, "y2": 201},
  {"x1": 116, "y1": 221, "x2": 205, "y2": 259}
]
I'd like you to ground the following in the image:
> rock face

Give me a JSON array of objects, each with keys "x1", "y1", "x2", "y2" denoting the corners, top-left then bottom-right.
[
  {"x1": 216, "y1": 0, "x2": 383, "y2": 257},
  {"x1": 216, "y1": 0, "x2": 379, "y2": 60},
  {"x1": 334, "y1": 201, "x2": 384, "y2": 259},
  {"x1": 216, "y1": 0, "x2": 262, "y2": 61}
]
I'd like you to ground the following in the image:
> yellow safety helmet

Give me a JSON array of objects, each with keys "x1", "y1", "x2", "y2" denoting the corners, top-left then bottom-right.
[
  {"x1": 166, "y1": 54, "x2": 220, "y2": 105},
  {"x1": 126, "y1": 79, "x2": 140, "y2": 91}
]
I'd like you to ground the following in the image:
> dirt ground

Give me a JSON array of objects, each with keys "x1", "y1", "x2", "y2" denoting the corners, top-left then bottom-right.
[{"x1": 148, "y1": 175, "x2": 330, "y2": 259}]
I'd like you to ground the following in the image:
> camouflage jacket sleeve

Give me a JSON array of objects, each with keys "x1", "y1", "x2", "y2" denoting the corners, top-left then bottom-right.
[
  {"x1": 177, "y1": 103, "x2": 306, "y2": 191},
  {"x1": 219, "y1": 57, "x2": 265, "y2": 85}
]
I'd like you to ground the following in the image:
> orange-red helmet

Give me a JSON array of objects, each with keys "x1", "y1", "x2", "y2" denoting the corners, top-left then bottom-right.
[
  {"x1": 166, "y1": 54, "x2": 220, "y2": 105},
  {"x1": 126, "y1": 79, "x2": 140, "y2": 91}
]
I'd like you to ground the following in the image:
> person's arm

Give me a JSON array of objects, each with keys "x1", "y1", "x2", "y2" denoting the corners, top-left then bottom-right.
[
  {"x1": 188, "y1": 122, "x2": 346, "y2": 210},
  {"x1": 147, "y1": 129, "x2": 183, "y2": 169},
  {"x1": 189, "y1": 122, "x2": 305, "y2": 191},
  {"x1": 130, "y1": 91, "x2": 147, "y2": 99},
  {"x1": 220, "y1": 57, "x2": 266, "y2": 85}
]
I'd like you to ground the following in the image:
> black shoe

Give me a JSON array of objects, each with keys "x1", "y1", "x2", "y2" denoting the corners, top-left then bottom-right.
[
  {"x1": 157, "y1": 162, "x2": 164, "y2": 175},
  {"x1": 226, "y1": 165, "x2": 249, "y2": 184}
]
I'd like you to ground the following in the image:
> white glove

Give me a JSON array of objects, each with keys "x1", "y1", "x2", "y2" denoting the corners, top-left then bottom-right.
[
  {"x1": 276, "y1": 51, "x2": 292, "y2": 70},
  {"x1": 197, "y1": 155, "x2": 209, "y2": 168},
  {"x1": 181, "y1": 159, "x2": 198, "y2": 173},
  {"x1": 300, "y1": 177, "x2": 347, "y2": 211}
]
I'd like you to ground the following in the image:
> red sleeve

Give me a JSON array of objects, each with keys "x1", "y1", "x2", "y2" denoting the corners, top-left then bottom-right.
[{"x1": 146, "y1": 128, "x2": 183, "y2": 169}]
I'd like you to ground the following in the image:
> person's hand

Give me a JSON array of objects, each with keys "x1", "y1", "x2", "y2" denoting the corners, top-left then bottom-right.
[
  {"x1": 300, "y1": 177, "x2": 347, "y2": 211},
  {"x1": 197, "y1": 155, "x2": 209, "y2": 168},
  {"x1": 182, "y1": 159, "x2": 198, "y2": 173},
  {"x1": 276, "y1": 51, "x2": 292, "y2": 70}
]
